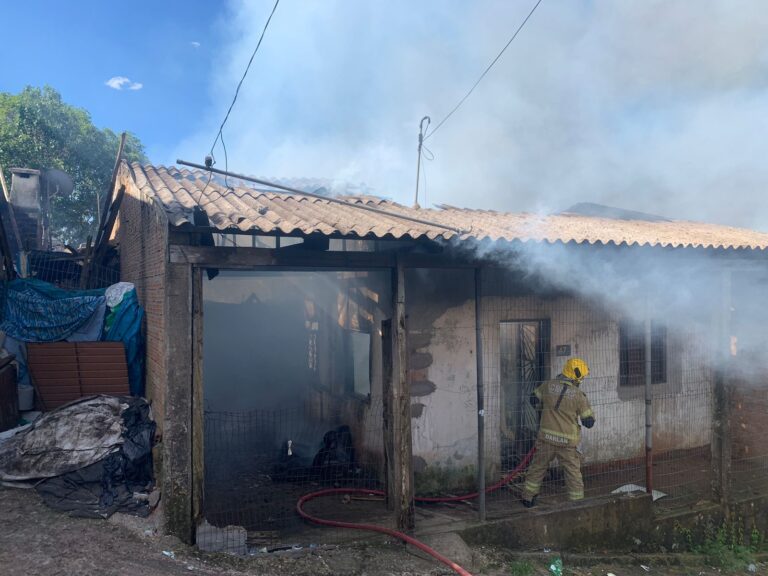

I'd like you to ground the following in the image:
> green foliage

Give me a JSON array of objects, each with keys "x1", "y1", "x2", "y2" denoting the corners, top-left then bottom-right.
[
  {"x1": 675, "y1": 517, "x2": 764, "y2": 571},
  {"x1": 0, "y1": 86, "x2": 146, "y2": 245},
  {"x1": 507, "y1": 559, "x2": 536, "y2": 576}
]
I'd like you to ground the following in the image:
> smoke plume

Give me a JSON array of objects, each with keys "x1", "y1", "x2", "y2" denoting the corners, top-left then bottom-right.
[{"x1": 174, "y1": 0, "x2": 768, "y2": 230}]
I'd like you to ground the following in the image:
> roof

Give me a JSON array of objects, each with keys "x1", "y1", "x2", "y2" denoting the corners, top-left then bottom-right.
[{"x1": 120, "y1": 162, "x2": 768, "y2": 251}]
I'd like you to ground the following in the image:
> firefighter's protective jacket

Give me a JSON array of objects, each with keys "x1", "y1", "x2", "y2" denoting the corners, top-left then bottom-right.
[{"x1": 533, "y1": 378, "x2": 594, "y2": 448}]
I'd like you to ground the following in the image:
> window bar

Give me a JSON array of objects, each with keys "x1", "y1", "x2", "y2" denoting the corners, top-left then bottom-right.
[{"x1": 474, "y1": 266, "x2": 486, "y2": 522}]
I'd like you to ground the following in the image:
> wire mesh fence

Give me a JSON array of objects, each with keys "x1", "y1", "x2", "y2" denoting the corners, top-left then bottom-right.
[
  {"x1": 729, "y1": 383, "x2": 768, "y2": 500},
  {"x1": 199, "y1": 269, "x2": 393, "y2": 554},
  {"x1": 25, "y1": 249, "x2": 120, "y2": 289},
  {"x1": 200, "y1": 397, "x2": 386, "y2": 552},
  {"x1": 195, "y1": 264, "x2": 768, "y2": 554},
  {"x1": 406, "y1": 266, "x2": 720, "y2": 518}
]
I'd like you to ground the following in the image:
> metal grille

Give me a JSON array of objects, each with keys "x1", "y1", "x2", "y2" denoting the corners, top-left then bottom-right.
[
  {"x1": 202, "y1": 399, "x2": 385, "y2": 535},
  {"x1": 24, "y1": 249, "x2": 119, "y2": 289}
]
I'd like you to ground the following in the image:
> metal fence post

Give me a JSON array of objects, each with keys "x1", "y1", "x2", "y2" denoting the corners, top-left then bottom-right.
[
  {"x1": 644, "y1": 311, "x2": 654, "y2": 495},
  {"x1": 475, "y1": 267, "x2": 486, "y2": 522}
]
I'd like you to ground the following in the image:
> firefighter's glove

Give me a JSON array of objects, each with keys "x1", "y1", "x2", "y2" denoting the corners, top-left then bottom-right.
[{"x1": 581, "y1": 416, "x2": 595, "y2": 429}]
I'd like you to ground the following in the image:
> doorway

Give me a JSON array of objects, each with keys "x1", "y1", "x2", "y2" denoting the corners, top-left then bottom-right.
[
  {"x1": 499, "y1": 319, "x2": 550, "y2": 467},
  {"x1": 200, "y1": 269, "x2": 392, "y2": 535}
]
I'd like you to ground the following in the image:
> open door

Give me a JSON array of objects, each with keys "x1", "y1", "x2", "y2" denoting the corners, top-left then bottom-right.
[{"x1": 499, "y1": 320, "x2": 550, "y2": 467}]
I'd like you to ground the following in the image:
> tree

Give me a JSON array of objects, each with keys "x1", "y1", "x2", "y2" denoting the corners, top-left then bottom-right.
[{"x1": 0, "y1": 86, "x2": 146, "y2": 246}]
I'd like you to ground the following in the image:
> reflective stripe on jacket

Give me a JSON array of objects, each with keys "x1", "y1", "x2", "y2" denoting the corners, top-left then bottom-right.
[{"x1": 534, "y1": 377, "x2": 594, "y2": 447}]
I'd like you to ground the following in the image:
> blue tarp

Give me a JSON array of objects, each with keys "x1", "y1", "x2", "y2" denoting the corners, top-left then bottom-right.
[
  {"x1": 0, "y1": 279, "x2": 145, "y2": 396},
  {"x1": 104, "y1": 290, "x2": 145, "y2": 396},
  {"x1": 1, "y1": 279, "x2": 105, "y2": 342}
]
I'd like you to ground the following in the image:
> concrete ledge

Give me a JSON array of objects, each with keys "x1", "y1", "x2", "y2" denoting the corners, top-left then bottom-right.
[
  {"x1": 461, "y1": 493, "x2": 653, "y2": 552},
  {"x1": 460, "y1": 493, "x2": 768, "y2": 554}
]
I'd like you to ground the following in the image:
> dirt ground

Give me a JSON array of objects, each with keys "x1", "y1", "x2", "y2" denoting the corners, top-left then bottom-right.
[{"x1": 0, "y1": 486, "x2": 764, "y2": 576}]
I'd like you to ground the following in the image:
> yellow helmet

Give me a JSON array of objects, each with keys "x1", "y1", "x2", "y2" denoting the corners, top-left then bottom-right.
[{"x1": 563, "y1": 358, "x2": 589, "y2": 384}]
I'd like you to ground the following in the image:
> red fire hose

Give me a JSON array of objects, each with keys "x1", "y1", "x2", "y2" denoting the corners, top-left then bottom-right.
[{"x1": 296, "y1": 448, "x2": 536, "y2": 576}]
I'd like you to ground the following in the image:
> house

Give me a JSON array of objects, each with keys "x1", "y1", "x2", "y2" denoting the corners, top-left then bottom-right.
[{"x1": 115, "y1": 161, "x2": 768, "y2": 546}]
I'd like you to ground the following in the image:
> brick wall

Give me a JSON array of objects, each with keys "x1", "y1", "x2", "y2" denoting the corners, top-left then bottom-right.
[{"x1": 117, "y1": 180, "x2": 168, "y2": 435}]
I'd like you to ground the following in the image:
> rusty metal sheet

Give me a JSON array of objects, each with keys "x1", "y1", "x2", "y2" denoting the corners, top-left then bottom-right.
[{"x1": 27, "y1": 342, "x2": 130, "y2": 410}]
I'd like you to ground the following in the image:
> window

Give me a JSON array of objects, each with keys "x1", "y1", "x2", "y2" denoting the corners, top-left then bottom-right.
[
  {"x1": 346, "y1": 330, "x2": 372, "y2": 396},
  {"x1": 619, "y1": 319, "x2": 667, "y2": 386}
]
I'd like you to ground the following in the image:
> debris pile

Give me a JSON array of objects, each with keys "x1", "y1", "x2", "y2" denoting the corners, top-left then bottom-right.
[{"x1": 0, "y1": 395, "x2": 156, "y2": 518}]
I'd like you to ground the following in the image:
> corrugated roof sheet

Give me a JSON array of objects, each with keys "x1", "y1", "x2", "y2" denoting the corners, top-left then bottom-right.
[{"x1": 121, "y1": 162, "x2": 768, "y2": 251}]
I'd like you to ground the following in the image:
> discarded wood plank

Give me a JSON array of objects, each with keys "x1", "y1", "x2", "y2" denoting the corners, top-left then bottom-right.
[
  {"x1": 79, "y1": 235, "x2": 93, "y2": 289},
  {"x1": 83, "y1": 132, "x2": 126, "y2": 285},
  {"x1": 96, "y1": 131, "x2": 126, "y2": 238},
  {"x1": 91, "y1": 184, "x2": 125, "y2": 270}
]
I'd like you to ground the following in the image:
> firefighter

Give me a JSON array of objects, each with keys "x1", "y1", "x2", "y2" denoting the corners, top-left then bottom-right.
[{"x1": 521, "y1": 357, "x2": 595, "y2": 507}]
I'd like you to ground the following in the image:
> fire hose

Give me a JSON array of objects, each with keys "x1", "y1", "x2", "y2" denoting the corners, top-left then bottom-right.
[{"x1": 296, "y1": 447, "x2": 536, "y2": 576}]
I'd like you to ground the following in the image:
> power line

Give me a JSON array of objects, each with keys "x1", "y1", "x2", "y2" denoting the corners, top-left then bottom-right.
[
  {"x1": 424, "y1": 0, "x2": 543, "y2": 141},
  {"x1": 209, "y1": 0, "x2": 281, "y2": 159},
  {"x1": 199, "y1": 0, "x2": 280, "y2": 204}
]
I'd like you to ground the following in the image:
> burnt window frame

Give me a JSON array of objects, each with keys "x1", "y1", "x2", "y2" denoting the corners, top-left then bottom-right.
[{"x1": 619, "y1": 319, "x2": 667, "y2": 387}]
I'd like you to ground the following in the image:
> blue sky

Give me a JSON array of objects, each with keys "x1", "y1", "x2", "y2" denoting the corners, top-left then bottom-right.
[
  {"x1": 2, "y1": 1, "x2": 768, "y2": 229},
  {"x1": 0, "y1": 0, "x2": 223, "y2": 161}
]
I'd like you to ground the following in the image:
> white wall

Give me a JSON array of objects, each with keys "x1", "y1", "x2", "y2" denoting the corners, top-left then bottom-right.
[
  {"x1": 410, "y1": 299, "x2": 478, "y2": 468},
  {"x1": 407, "y1": 268, "x2": 714, "y2": 473}
]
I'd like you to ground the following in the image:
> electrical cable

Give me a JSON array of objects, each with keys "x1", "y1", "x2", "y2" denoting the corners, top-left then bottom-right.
[
  {"x1": 220, "y1": 131, "x2": 231, "y2": 190},
  {"x1": 196, "y1": 118, "x2": 245, "y2": 206},
  {"x1": 209, "y1": 0, "x2": 281, "y2": 158},
  {"x1": 424, "y1": 0, "x2": 543, "y2": 141},
  {"x1": 296, "y1": 447, "x2": 537, "y2": 576},
  {"x1": 196, "y1": 170, "x2": 214, "y2": 205}
]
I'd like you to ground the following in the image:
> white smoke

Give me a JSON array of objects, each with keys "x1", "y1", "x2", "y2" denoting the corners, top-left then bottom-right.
[
  {"x1": 169, "y1": 1, "x2": 768, "y2": 372},
  {"x1": 173, "y1": 0, "x2": 768, "y2": 229}
]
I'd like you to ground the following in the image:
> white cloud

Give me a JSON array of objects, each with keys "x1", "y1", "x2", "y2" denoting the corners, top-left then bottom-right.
[
  {"x1": 105, "y1": 76, "x2": 143, "y2": 91},
  {"x1": 191, "y1": 41, "x2": 201, "y2": 49},
  {"x1": 105, "y1": 76, "x2": 129, "y2": 90}
]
